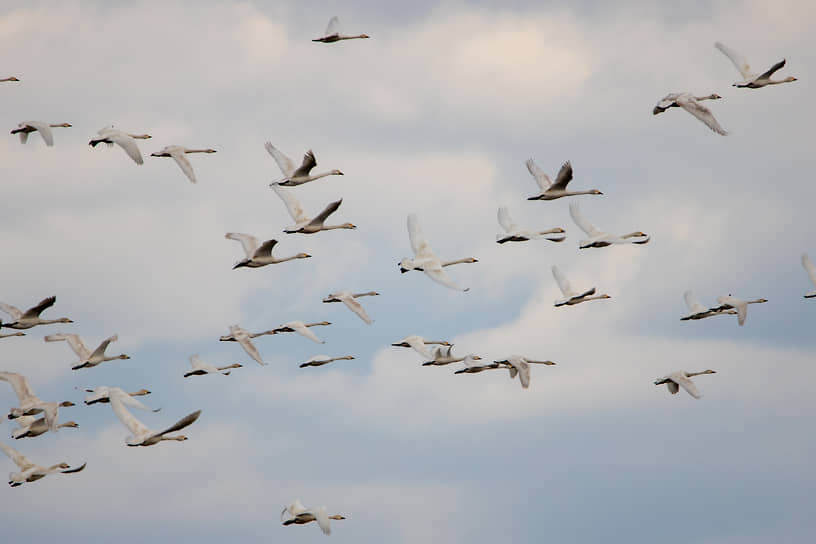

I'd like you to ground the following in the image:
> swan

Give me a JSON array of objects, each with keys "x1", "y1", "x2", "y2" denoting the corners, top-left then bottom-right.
[
  {"x1": 715, "y1": 42, "x2": 797, "y2": 88},
  {"x1": 312, "y1": 16, "x2": 370, "y2": 43},
  {"x1": 227, "y1": 325, "x2": 268, "y2": 366},
  {"x1": 391, "y1": 336, "x2": 450, "y2": 359},
  {"x1": 84, "y1": 386, "x2": 154, "y2": 408},
  {"x1": 496, "y1": 206, "x2": 565, "y2": 243},
  {"x1": 272, "y1": 321, "x2": 331, "y2": 344},
  {"x1": 453, "y1": 361, "x2": 503, "y2": 374},
  {"x1": 654, "y1": 370, "x2": 716, "y2": 399},
  {"x1": 219, "y1": 328, "x2": 277, "y2": 342},
  {"x1": 12, "y1": 415, "x2": 78, "y2": 439},
  {"x1": 710, "y1": 295, "x2": 768, "y2": 326},
  {"x1": 0, "y1": 442, "x2": 86, "y2": 487},
  {"x1": 496, "y1": 355, "x2": 555, "y2": 389},
  {"x1": 569, "y1": 202, "x2": 649, "y2": 249},
  {"x1": 802, "y1": 254, "x2": 816, "y2": 298},
  {"x1": 271, "y1": 185, "x2": 356, "y2": 233},
  {"x1": 1, "y1": 77, "x2": 20, "y2": 82},
  {"x1": 551, "y1": 265, "x2": 610, "y2": 306},
  {"x1": 652, "y1": 93, "x2": 727, "y2": 135},
  {"x1": 265, "y1": 143, "x2": 343, "y2": 186},
  {"x1": 225, "y1": 233, "x2": 311, "y2": 268},
  {"x1": 0, "y1": 295, "x2": 73, "y2": 329},
  {"x1": 89, "y1": 126, "x2": 152, "y2": 165},
  {"x1": 0, "y1": 371, "x2": 74, "y2": 431},
  {"x1": 109, "y1": 390, "x2": 201, "y2": 447},
  {"x1": 299, "y1": 355, "x2": 355, "y2": 368},
  {"x1": 44, "y1": 333, "x2": 130, "y2": 370},
  {"x1": 422, "y1": 346, "x2": 481, "y2": 366},
  {"x1": 680, "y1": 290, "x2": 737, "y2": 320},
  {"x1": 281, "y1": 498, "x2": 346, "y2": 535},
  {"x1": 525, "y1": 160, "x2": 603, "y2": 201},
  {"x1": 10, "y1": 121, "x2": 71, "y2": 146},
  {"x1": 322, "y1": 291, "x2": 379, "y2": 324},
  {"x1": 184, "y1": 354, "x2": 242, "y2": 377},
  {"x1": 0, "y1": 332, "x2": 25, "y2": 339},
  {"x1": 150, "y1": 145, "x2": 217, "y2": 183},
  {"x1": 399, "y1": 214, "x2": 478, "y2": 292}
]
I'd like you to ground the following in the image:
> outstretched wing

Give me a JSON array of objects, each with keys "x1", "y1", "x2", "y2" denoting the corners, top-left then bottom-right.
[
  {"x1": 405, "y1": 337, "x2": 433, "y2": 359},
  {"x1": 255, "y1": 239, "x2": 278, "y2": 257},
  {"x1": 225, "y1": 232, "x2": 260, "y2": 258},
  {"x1": 25, "y1": 121, "x2": 54, "y2": 146},
  {"x1": 45, "y1": 333, "x2": 91, "y2": 360},
  {"x1": 90, "y1": 334, "x2": 118, "y2": 359},
  {"x1": 314, "y1": 506, "x2": 331, "y2": 535},
  {"x1": 714, "y1": 42, "x2": 754, "y2": 80},
  {"x1": 549, "y1": 161, "x2": 574, "y2": 191},
  {"x1": 569, "y1": 202, "x2": 603, "y2": 237},
  {"x1": 497, "y1": 206, "x2": 518, "y2": 233},
  {"x1": 423, "y1": 264, "x2": 468, "y2": 292},
  {"x1": 803, "y1": 253, "x2": 816, "y2": 287},
  {"x1": 757, "y1": 58, "x2": 786, "y2": 80},
  {"x1": 551, "y1": 266, "x2": 574, "y2": 298},
  {"x1": 674, "y1": 374, "x2": 701, "y2": 399},
  {"x1": 310, "y1": 199, "x2": 343, "y2": 227},
  {"x1": 0, "y1": 372, "x2": 39, "y2": 405},
  {"x1": 407, "y1": 214, "x2": 436, "y2": 259},
  {"x1": 290, "y1": 322, "x2": 324, "y2": 344},
  {"x1": 110, "y1": 392, "x2": 152, "y2": 438},
  {"x1": 675, "y1": 95, "x2": 728, "y2": 136},
  {"x1": 169, "y1": 149, "x2": 196, "y2": 183},
  {"x1": 0, "y1": 441, "x2": 35, "y2": 470},
  {"x1": 271, "y1": 185, "x2": 309, "y2": 224},
  {"x1": 0, "y1": 302, "x2": 23, "y2": 320},
  {"x1": 264, "y1": 142, "x2": 296, "y2": 177},
  {"x1": 22, "y1": 296, "x2": 56, "y2": 319},
  {"x1": 108, "y1": 131, "x2": 144, "y2": 164},
  {"x1": 152, "y1": 409, "x2": 201, "y2": 439},
  {"x1": 231, "y1": 327, "x2": 266, "y2": 365},
  {"x1": 340, "y1": 295, "x2": 372, "y2": 325},
  {"x1": 324, "y1": 16, "x2": 341, "y2": 37},
  {"x1": 292, "y1": 150, "x2": 317, "y2": 178},
  {"x1": 525, "y1": 158, "x2": 551, "y2": 191},
  {"x1": 683, "y1": 290, "x2": 707, "y2": 314}
]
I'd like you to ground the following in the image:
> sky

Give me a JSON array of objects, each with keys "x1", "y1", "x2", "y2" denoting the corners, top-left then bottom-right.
[{"x1": 1, "y1": 0, "x2": 815, "y2": 542}]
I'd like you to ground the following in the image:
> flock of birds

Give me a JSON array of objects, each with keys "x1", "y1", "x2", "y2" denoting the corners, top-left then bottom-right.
[{"x1": 0, "y1": 14, "x2": 807, "y2": 537}]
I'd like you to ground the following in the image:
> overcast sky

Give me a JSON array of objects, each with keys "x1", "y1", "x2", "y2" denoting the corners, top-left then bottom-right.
[{"x1": 1, "y1": 1, "x2": 815, "y2": 542}]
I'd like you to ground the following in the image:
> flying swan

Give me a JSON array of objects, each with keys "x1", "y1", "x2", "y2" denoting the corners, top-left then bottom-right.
[
  {"x1": 654, "y1": 370, "x2": 716, "y2": 399},
  {"x1": 265, "y1": 142, "x2": 343, "y2": 186},
  {"x1": 525, "y1": 160, "x2": 603, "y2": 201},
  {"x1": 391, "y1": 336, "x2": 450, "y2": 359},
  {"x1": 709, "y1": 295, "x2": 768, "y2": 326},
  {"x1": 551, "y1": 265, "x2": 610, "y2": 307},
  {"x1": 11, "y1": 121, "x2": 71, "y2": 146},
  {"x1": 271, "y1": 185, "x2": 356, "y2": 234},
  {"x1": 569, "y1": 202, "x2": 649, "y2": 249},
  {"x1": 183, "y1": 354, "x2": 242, "y2": 377},
  {"x1": 282, "y1": 498, "x2": 346, "y2": 535},
  {"x1": 496, "y1": 206, "x2": 565, "y2": 243},
  {"x1": 225, "y1": 233, "x2": 311, "y2": 268},
  {"x1": 225, "y1": 325, "x2": 268, "y2": 366},
  {"x1": 312, "y1": 16, "x2": 370, "y2": 43},
  {"x1": 0, "y1": 371, "x2": 74, "y2": 431},
  {"x1": 89, "y1": 126, "x2": 152, "y2": 164},
  {"x1": 652, "y1": 93, "x2": 727, "y2": 135},
  {"x1": 12, "y1": 415, "x2": 78, "y2": 439},
  {"x1": 44, "y1": 333, "x2": 130, "y2": 370},
  {"x1": 680, "y1": 290, "x2": 737, "y2": 321},
  {"x1": 150, "y1": 145, "x2": 217, "y2": 183},
  {"x1": 495, "y1": 355, "x2": 556, "y2": 389},
  {"x1": 1, "y1": 442, "x2": 85, "y2": 487},
  {"x1": 0, "y1": 295, "x2": 73, "y2": 329},
  {"x1": 322, "y1": 291, "x2": 379, "y2": 324},
  {"x1": 84, "y1": 386, "x2": 154, "y2": 408},
  {"x1": 715, "y1": 42, "x2": 797, "y2": 88},
  {"x1": 271, "y1": 321, "x2": 331, "y2": 344},
  {"x1": 108, "y1": 390, "x2": 200, "y2": 446},
  {"x1": 299, "y1": 355, "x2": 355, "y2": 368}
]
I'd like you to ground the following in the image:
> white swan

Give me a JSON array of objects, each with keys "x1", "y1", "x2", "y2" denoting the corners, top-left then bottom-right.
[
  {"x1": 680, "y1": 290, "x2": 737, "y2": 321},
  {"x1": 184, "y1": 354, "x2": 242, "y2": 377},
  {"x1": 496, "y1": 206, "x2": 565, "y2": 243},
  {"x1": 569, "y1": 202, "x2": 649, "y2": 249},
  {"x1": 715, "y1": 42, "x2": 797, "y2": 88},
  {"x1": 322, "y1": 291, "x2": 379, "y2": 324},
  {"x1": 271, "y1": 185, "x2": 356, "y2": 234},
  {"x1": 551, "y1": 265, "x2": 610, "y2": 306},
  {"x1": 272, "y1": 321, "x2": 331, "y2": 344},
  {"x1": 227, "y1": 325, "x2": 268, "y2": 366},
  {"x1": 496, "y1": 355, "x2": 555, "y2": 389},
  {"x1": 109, "y1": 390, "x2": 200, "y2": 447},
  {"x1": 0, "y1": 372, "x2": 74, "y2": 431},
  {"x1": 710, "y1": 295, "x2": 768, "y2": 326},
  {"x1": 399, "y1": 214, "x2": 478, "y2": 292},
  {"x1": 12, "y1": 415, "x2": 78, "y2": 439},
  {"x1": 0, "y1": 295, "x2": 73, "y2": 329},
  {"x1": 525, "y1": 160, "x2": 603, "y2": 201},
  {"x1": 281, "y1": 498, "x2": 346, "y2": 535},
  {"x1": 1, "y1": 77, "x2": 20, "y2": 82},
  {"x1": 453, "y1": 361, "x2": 503, "y2": 374},
  {"x1": 225, "y1": 233, "x2": 311, "y2": 268},
  {"x1": 44, "y1": 333, "x2": 130, "y2": 370},
  {"x1": 312, "y1": 16, "x2": 370, "y2": 43},
  {"x1": 654, "y1": 370, "x2": 716, "y2": 399},
  {"x1": 89, "y1": 126, "x2": 152, "y2": 165},
  {"x1": 219, "y1": 328, "x2": 277, "y2": 342},
  {"x1": 299, "y1": 355, "x2": 355, "y2": 368},
  {"x1": 391, "y1": 336, "x2": 450, "y2": 359},
  {"x1": 0, "y1": 442, "x2": 85, "y2": 487},
  {"x1": 10, "y1": 121, "x2": 71, "y2": 146},
  {"x1": 422, "y1": 346, "x2": 481, "y2": 367},
  {"x1": 802, "y1": 254, "x2": 816, "y2": 298},
  {"x1": 84, "y1": 386, "x2": 154, "y2": 408},
  {"x1": 265, "y1": 143, "x2": 343, "y2": 186},
  {"x1": 652, "y1": 93, "x2": 727, "y2": 135},
  {"x1": 150, "y1": 145, "x2": 216, "y2": 183}
]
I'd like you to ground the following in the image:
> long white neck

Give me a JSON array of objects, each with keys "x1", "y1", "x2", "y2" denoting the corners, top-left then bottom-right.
[
  {"x1": 305, "y1": 171, "x2": 338, "y2": 181},
  {"x1": 352, "y1": 291, "x2": 378, "y2": 297},
  {"x1": 322, "y1": 224, "x2": 354, "y2": 230},
  {"x1": 185, "y1": 148, "x2": 215, "y2": 154},
  {"x1": 564, "y1": 189, "x2": 601, "y2": 196},
  {"x1": 441, "y1": 257, "x2": 476, "y2": 266}
]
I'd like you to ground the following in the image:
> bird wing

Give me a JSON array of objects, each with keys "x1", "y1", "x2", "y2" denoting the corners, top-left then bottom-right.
[
  {"x1": 674, "y1": 374, "x2": 701, "y2": 399},
  {"x1": 225, "y1": 232, "x2": 259, "y2": 258},
  {"x1": 17, "y1": 130, "x2": 29, "y2": 144},
  {"x1": 525, "y1": 158, "x2": 551, "y2": 191},
  {"x1": 405, "y1": 337, "x2": 433, "y2": 359},
  {"x1": 551, "y1": 265, "x2": 575, "y2": 297},
  {"x1": 309, "y1": 199, "x2": 343, "y2": 228},
  {"x1": 110, "y1": 387, "x2": 158, "y2": 412},
  {"x1": 324, "y1": 16, "x2": 341, "y2": 37},
  {"x1": 107, "y1": 131, "x2": 144, "y2": 164},
  {"x1": 683, "y1": 290, "x2": 708, "y2": 315},
  {"x1": 714, "y1": 42, "x2": 754, "y2": 79},
  {"x1": 291, "y1": 322, "x2": 324, "y2": 343},
  {"x1": 758, "y1": 58, "x2": 786, "y2": 80},
  {"x1": 25, "y1": 121, "x2": 54, "y2": 146},
  {"x1": 0, "y1": 372, "x2": 39, "y2": 404},
  {"x1": 271, "y1": 185, "x2": 309, "y2": 224},
  {"x1": 675, "y1": 95, "x2": 728, "y2": 136},
  {"x1": 0, "y1": 302, "x2": 23, "y2": 320},
  {"x1": 407, "y1": 214, "x2": 437, "y2": 259},
  {"x1": 497, "y1": 206, "x2": 518, "y2": 233},
  {"x1": 423, "y1": 263, "x2": 468, "y2": 292},
  {"x1": 508, "y1": 357, "x2": 530, "y2": 388},
  {"x1": 169, "y1": 148, "x2": 197, "y2": 183},
  {"x1": 22, "y1": 296, "x2": 56, "y2": 319},
  {"x1": 110, "y1": 393, "x2": 153, "y2": 438},
  {"x1": 232, "y1": 329, "x2": 266, "y2": 365},
  {"x1": 803, "y1": 254, "x2": 816, "y2": 287},
  {"x1": 549, "y1": 161, "x2": 574, "y2": 191},
  {"x1": 264, "y1": 142, "x2": 296, "y2": 177},
  {"x1": 89, "y1": 334, "x2": 118, "y2": 359},
  {"x1": 314, "y1": 506, "x2": 331, "y2": 535},
  {"x1": 151, "y1": 409, "x2": 201, "y2": 439},
  {"x1": 0, "y1": 441, "x2": 35, "y2": 470},
  {"x1": 569, "y1": 202, "x2": 603, "y2": 237},
  {"x1": 717, "y1": 296, "x2": 747, "y2": 326},
  {"x1": 255, "y1": 239, "x2": 278, "y2": 257},
  {"x1": 340, "y1": 294, "x2": 372, "y2": 324},
  {"x1": 45, "y1": 333, "x2": 92, "y2": 360},
  {"x1": 292, "y1": 150, "x2": 317, "y2": 178}
]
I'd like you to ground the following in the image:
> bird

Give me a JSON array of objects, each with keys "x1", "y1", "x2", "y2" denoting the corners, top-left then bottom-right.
[
  {"x1": 108, "y1": 390, "x2": 200, "y2": 447},
  {"x1": 281, "y1": 498, "x2": 346, "y2": 535},
  {"x1": 0, "y1": 441, "x2": 86, "y2": 487},
  {"x1": 225, "y1": 233, "x2": 311, "y2": 268},
  {"x1": 219, "y1": 328, "x2": 277, "y2": 342},
  {"x1": 265, "y1": 142, "x2": 343, "y2": 186},
  {"x1": 10, "y1": 121, "x2": 71, "y2": 146},
  {"x1": 312, "y1": 16, "x2": 370, "y2": 43},
  {"x1": 654, "y1": 370, "x2": 717, "y2": 399},
  {"x1": 453, "y1": 361, "x2": 504, "y2": 374},
  {"x1": 0, "y1": 372, "x2": 74, "y2": 431},
  {"x1": 569, "y1": 202, "x2": 649, "y2": 248},
  {"x1": 391, "y1": 336, "x2": 450, "y2": 359},
  {"x1": 680, "y1": 290, "x2": 737, "y2": 320},
  {"x1": 44, "y1": 333, "x2": 130, "y2": 370},
  {"x1": 715, "y1": 42, "x2": 797, "y2": 88},
  {"x1": 271, "y1": 321, "x2": 331, "y2": 344},
  {"x1": 150, "y1": 145, "x2": 217, "y2": 183},
  {"x1": 496, "y1": 206, "x2": 565, "y2": 243},
  {"x1": 226, "y1": 325, "x2": 268, "y2": 366},
  {"x1": 0, "y1": 332, "x2": 25, "y2": 339},
  {"x1": 184, "y1": 355, "x2": 242, "y2": 377},
  {"x1": 710, "y1": 295, "x2": 768, "y2": 326},
  {"x1": 422, "y1": 347, "x2": 481, "y2": 367},
  {"x1": 1, "y1": 77, "x2": 20, "y2": 82},
  {"x1": 525, "y1": 160, "x2": 603, "y2": 201},
  {"x1": 322, "y1": 291, "x2": 379, "y2": 324},
  {"x1": 271, "y1": 185, "x2": 356, "y2": 234},
  {"x1": 399, "y1": 214, "x2": 478, "y2": 291},
  {"x1": 11, "y1": 415, "x2": 78, "y2": 439},
  {"x1": 801, "y1": 254, "x2": 816, "y2": 298},
  {"x1": 495, "y1": 355, "x2": 556, "y2": 390},
  {"x1": 0, "y1": 296, "x2": 73, "y2": 329},
  {"x1": 89, "y1": 126, "x2": 152, "y2": 165},
  {"x1": 652, "y1": 93, "x2": 727, "y2": 135},
  {"x1": 551, "y1": 265, "x2": 610, "y2": 306},
  {"x1": 299, "y1": 355, "x2": 355, "y2": 368},
  {"x1": 84, "y1": 387, "x2": 154, "y2": 408}
]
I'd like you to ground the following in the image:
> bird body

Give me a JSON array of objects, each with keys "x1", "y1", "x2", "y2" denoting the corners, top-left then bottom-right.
[
  {"x1": 84, "y1": 387, "x2": 153, "y2": 408},
  {"x1": 11, "y1": 415, "x2": 78, "y2": 439},
  {"x1": 183, "y1": 355, "x2": 241, "y2": 377},
  {"x1": 422, "y1": 347, "x2": 481, "y2": 367},
  {"x1": 680, "y1": 291, "x2": 737, "y2": 320},
  {"x1": 0, "y1": 371, "x2": 74, "y2": 431},
  {"x1": 710, "y1": 295, "x2": 767, "y2": 326},
  {"x1": 494, "y1": 355, "x2": 556, "y2": 389},
  {"x1": 299, "y1": 355, "x2": 354, "y2": 368},
  {"x1": 312, "y1": 16, "x2": 369, "y2": 43}
]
